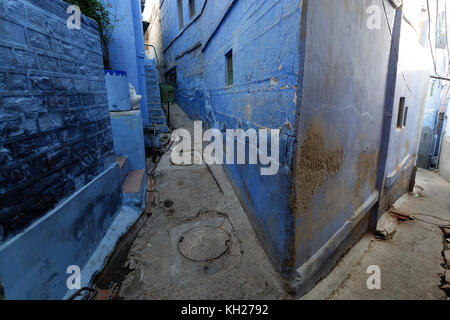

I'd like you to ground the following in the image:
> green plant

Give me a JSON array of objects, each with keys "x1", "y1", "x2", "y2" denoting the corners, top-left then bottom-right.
[{"x1": 66, "y1": 0, "x2": 115, "y2": 69}]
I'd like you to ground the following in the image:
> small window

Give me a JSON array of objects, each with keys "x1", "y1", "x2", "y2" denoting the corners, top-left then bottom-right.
[
  {"x1": 226, "y1": 50, "x2": 233, "y2": 86},
  {"x1": 403, "y1": 106, "x2": 408, "y2": 127},
  {"x1": 397, "y1": 97, "x2": 405, "y2": 129},
  {"x1": 177, "y1": 0, "x2": 184, "y2": 30},
  {"x1": 165, "y1": 68, "x2": 177, "y2": 86},
  {"x1": 189, "y1": 0, "x2": 195, "y2": 18}
]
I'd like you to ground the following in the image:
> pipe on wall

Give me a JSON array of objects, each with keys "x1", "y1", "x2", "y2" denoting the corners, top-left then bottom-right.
[
  {"x1": 131, "y1": 0, "x2": 150, "y2": 126},
  {"x1": 372, "y1": 4, "x2": 404, "y2": 230}
]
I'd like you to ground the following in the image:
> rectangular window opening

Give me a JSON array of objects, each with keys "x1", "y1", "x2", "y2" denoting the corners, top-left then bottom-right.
[
  {"x1": 397, "y1": 97, "x2": 405, "y2": 129},
  {"x1": 403, "y1": 106, "x2": 408, "y2": 127},
  {"x1": 226, "y1": 50, "x2": 233, "y2": 86},
  {"x1": 177, "y1": 0, "x2": 184, "y2": 30},
  {"x1": 189, "y1": 0, "x2": 195, "y2": 19},
  {"x1": 165, "y1": 67, "x2": 177, "y2": 86}
]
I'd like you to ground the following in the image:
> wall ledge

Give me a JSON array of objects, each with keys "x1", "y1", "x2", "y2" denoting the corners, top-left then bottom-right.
[
  {"x1": 0, "y1": 163, "x2": 122, "y2": 299},
  {"x1": 290, "y1": 191, "x2": 379, "y2": 296},
  {"x1": 386, "y1": 153, "x2": 411, "y2": 188}
]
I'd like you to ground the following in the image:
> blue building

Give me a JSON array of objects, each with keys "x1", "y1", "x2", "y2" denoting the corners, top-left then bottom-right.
[
  {"x1": 103, "y1": 0, "x2": 168, "y2": 147},
  {"x1": 144, "y1": 0, "x2": 432, "y2": 294},
  {"x1": 0, "y1": 0, "x2": 147, "y2": 299}
]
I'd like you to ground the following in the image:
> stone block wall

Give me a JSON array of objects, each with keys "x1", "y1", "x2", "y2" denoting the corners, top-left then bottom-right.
[{"x1": 0, "y1": 0, "x2": 115, "y2": 242}]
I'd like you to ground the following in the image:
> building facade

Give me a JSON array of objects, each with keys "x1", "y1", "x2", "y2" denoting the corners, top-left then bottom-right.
[
  {"x1": 144, "y1": 0, "x2": 433, "y2": 294},
  {"x1": 0, "y1": 0, "x2": 146, "y2": 299}
]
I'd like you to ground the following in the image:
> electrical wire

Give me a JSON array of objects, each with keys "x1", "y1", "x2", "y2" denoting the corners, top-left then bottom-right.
[{"x1": 427, "y1": 0, "x2": 446, "y2": 78}]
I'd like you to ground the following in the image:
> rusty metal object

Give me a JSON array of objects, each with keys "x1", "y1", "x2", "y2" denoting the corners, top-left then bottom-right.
[
  {"x1": 92, "y1": 284, "x2": 118, "y2": 300},
  {"x1": 68, "y1": 287, "x2": 97, "y2": 300}
]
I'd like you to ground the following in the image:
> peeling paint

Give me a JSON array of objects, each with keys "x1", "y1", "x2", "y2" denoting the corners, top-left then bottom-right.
[
  {"x1": 353, "y1": 148, "x2": 377, "y2": 210},
  {"x1": 291, "y1": 117, "x2": 343, "y2": 218}
]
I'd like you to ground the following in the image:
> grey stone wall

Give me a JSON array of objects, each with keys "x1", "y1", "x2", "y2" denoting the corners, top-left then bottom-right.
[{"x1": 0, "y1": 0, "x2": 115, "y2": 242}]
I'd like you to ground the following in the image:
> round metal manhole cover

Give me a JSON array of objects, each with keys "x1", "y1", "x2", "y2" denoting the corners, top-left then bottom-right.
[{"x1": 178, "y1": 226, "x2": 231, "y2": 262}]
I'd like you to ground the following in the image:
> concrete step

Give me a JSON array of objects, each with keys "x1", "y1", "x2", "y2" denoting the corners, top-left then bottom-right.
[
  {"x1": 149, "y1": 115, "x2": 167, "y2": 120},
  {"x1": 147, "y1": 94, "x2": 160, "y2": 99},
  {"x1": 144, "y1": 61, "x2": 166, "y2": 148},
  {"x1": 116, "y1": 156, "x2": 128, "y2": 169},
  {"x1": 147, "y1": 96, "x2": 161, "y2": 102},
  {"x1": 149, "y1": 124, "x2": 169, "y2": 133},
  {"x1": 149, "y1": 116, "x2": 167, "y2": 125},
  {"x1": 149, "y1": 109, "x2": 164, "y2": 117},
  {"x1": 122, "y1": 169, "x2": 145, "y2": 207}
]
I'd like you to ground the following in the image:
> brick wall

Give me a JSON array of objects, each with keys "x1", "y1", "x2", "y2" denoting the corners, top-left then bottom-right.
[{"x1": 0, "y1": 0, "x2": 115, "y2": 242}]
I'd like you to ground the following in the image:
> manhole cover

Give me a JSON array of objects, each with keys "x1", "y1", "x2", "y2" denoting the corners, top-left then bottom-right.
[{"x1": 177, "y1": 226, "x2": 231, "y2": 262}]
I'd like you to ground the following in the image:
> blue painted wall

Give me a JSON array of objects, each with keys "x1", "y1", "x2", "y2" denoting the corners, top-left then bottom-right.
[
  {"x1": 157, "y1": 0, "x2": 302, "y2": 274},
  {"x1": 152, "y1": 0, "x2": 431, "y2": 287},
  {"x1": 0, "y1": 0, "x2": 116, "y2": 242},
  {"x1": 110, "y1": 110, "x2": 146, "y2": 171},
  {"x1": 104, "y1": 71, "x2": 132, "y2": 111},
  {"x1": 417, "y1": 79, "x2": 447, "y2": 168},
  {"x1": 291, "y1": 0, "x2": 392, "y2": 268},
  {"x1": 201, "y1": 0, "x2": 301, "y2": 273},
  {"x1": 160, "y1": 0, "x2": 207, "y2": 122},
  {"x1": 0, "y1": 0, "x2": 123, "y2": 299},
  {"x1": 291, "y1": 0, "x2": 429, "y2": 276},
  {"x1": 0, "y1": 163, "x2": 122, "y2": 299}
]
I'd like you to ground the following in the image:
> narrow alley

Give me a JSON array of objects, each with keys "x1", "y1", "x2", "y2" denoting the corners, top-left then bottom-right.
[
  {"x1": 118, "y1": 104, "x2": 450, "y2": 300},
  {"x1": 2, "y1": 0, "x2": 450, "y2": 308},
  {"x1": 119, "y1": 105, "x2": 450, "y2": 300},
  {"x1": 118, "y1": 104, "x2": 288, "y2": 299}
]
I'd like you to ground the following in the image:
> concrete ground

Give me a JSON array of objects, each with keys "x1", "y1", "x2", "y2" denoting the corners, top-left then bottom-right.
[
  {"x1": 118, "y1": 104, "x2": 288, "y2": 300},
  {"x1": 303, "y1": 169, "x2": 450, "y2": 300}
]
